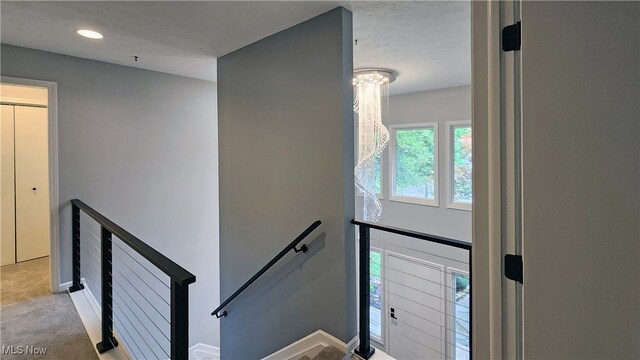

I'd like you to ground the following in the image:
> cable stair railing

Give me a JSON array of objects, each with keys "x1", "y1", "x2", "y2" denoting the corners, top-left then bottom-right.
[
  {"x1": 69, "y1": 199, "x2": 196, "y2": 360},
  {"x1": 351, "y1": 219, "x2": 472, "y2": 360}
]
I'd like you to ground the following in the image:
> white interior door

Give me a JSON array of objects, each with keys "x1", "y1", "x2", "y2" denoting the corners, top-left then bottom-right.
[
  {"x1": 15, "y1": 105, "x2": 50, "y2": 262},
  {"x1": 387, "y1": 253, "x2": 445, "y2": 359},
  {"x1": 1, "y1": 105, "x2": 16, "y2": 266}
]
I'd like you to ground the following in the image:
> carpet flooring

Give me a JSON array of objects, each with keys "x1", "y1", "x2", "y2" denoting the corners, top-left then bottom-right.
[
  {"x1": 1, "y1": 257, "x2": 98, "y2": 360},
  {"x1": 299, "y1": 346, "x2": 346, "y2": 360}
]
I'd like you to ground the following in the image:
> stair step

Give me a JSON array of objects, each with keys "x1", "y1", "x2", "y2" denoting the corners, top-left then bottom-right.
[{"x1": 304, "y1": 346, "x2": 345, "y2": 360}]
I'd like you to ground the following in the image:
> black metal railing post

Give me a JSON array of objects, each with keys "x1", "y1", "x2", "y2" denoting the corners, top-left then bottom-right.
[
  {"x1": 354, "y1": 224, "x2": 375, "y2": 359},
  {"x1": 171, "y1": 280, "x2": 189, "y2": 360},
  {"x1": 96, "y1": 226, "x2": 118, "y2": 353},
  {"x1": 69, "y1": 204, "x2": 84, "y2": 292}
]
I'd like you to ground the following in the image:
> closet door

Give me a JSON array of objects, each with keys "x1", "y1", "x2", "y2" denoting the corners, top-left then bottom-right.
[
  {"x1": 15, "y1": 106, "x2": 50, "y2": 262},
  {"x1": 1, "y1": 105, "x2": 16, "y2": 265}
]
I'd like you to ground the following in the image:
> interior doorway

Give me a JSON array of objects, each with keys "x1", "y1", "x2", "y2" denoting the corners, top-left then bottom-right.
[{"x1": 1, "y1": 78, "x2": 59, "y2": 292}]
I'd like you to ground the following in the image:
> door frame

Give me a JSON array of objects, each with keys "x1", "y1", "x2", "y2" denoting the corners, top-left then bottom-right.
[
  {"x1": 470, "y1": 1, "x2": 504, "y2": 359},
  {"x1": 1, "y1": 76, "x2": 60, "y2": 293}
]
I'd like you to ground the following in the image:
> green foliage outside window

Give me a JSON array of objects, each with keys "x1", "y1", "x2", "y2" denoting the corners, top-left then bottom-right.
[
  {"x1": 453, "y1": 127, "x2": 472, "y2": 203},
  {"x1": 370, "y1": 251, "x2": 382, "y2": 310},
  {"x1": 395, "y1": 128, "x2": 435, "y2": 198}
]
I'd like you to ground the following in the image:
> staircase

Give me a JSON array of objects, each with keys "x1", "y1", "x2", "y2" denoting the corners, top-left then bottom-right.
[{"x1": 298, "y1": 346, "x2": 346, "y2": 360}]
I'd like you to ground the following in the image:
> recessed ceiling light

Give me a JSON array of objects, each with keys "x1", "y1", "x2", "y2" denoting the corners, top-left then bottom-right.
[{"x1": 77, "y1": 29, "x2": 103, "y2": 39}]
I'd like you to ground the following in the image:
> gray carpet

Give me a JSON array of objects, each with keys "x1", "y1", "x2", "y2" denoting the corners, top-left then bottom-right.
[
  {"x1": 1, "y1": 257, "x2": 98, "y2": 360},
  {"x1": 299, "y1": 346, "x2": 346, "y2": 360}
]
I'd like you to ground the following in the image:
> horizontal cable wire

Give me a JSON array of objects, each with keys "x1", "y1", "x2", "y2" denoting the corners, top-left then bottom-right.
[
  {"x1": 81, "y1": 258, "x2": 102, "y2": 286},
  {"x1": 381, "y1": 262, "x2": 470, "y2": 294},
  {"x1": 383, "y1": 276, "x2": 470, "y2": 310},
  {"x1": 76, "y1": 270, "x2": 141, "y2": 360},
  {"x1": 390, "y1": 313, "x2": 470, "y2": 353},
  {"x1": 111, "y1": 254, "x2": 170, "y2": 306},
  {"x1": 383, "y1": 299, "x2": 469, "y2": 340},
  {"x1": 388, "y1": 289, "x2": 469, "y2": 324},
  {"x1": 383, "y1": 307, "x2": 470, "y2": 342},
  {"x1": 390, "y1": 328, "x2": 458, "y2": 360},
  {"x1": 80, "y1": 269, "x2": 101, "y2": 301},
  {"x1": 80, "y1": 223, "x2": 102, "y2": 247},
  {"x1": 370, "y1": 238, "x2": 470, "y2": 265},
  {"x1": 111, "y1": 301, "x2": 169, "y2": 358},
  {"x1": 112, "y1": 312, "x2": 146, "y2": 360},
  {"x1": 112, "y1": 239, "x2": 170, "y2": 289},
  {"x1": 387, "y1": 333, "x2": 434, "y2": 360},
  {"x1": 83, "y1": 253, "x2": 103, "y2": 278},
  {"x1": 84, "y1": 246, "x2": 103, "y2": 270},
  {"x1": 113, "y1": 243, "x2": 171, "y2": 289},
  {"x1": 111, "y1": 266, "x2": 170, "y2": 324},
  {"x1": 112, "y1": 288, "x2": 170, "y2": 343},
  {"x1": 81, "y1": 264, "x2": 100, "y2": 286}
]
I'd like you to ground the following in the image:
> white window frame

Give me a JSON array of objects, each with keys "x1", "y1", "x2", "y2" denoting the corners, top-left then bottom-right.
[
  {"x1": 446, "y1": 120, "x2": 472, "y2": 211},
  {"x1": 389, "y1": 122, "x2": 439, "y2": 207},
  {"x1": 448, "y1": 268, "x2": 471, "y2": 360},
  {"x1": 356, "y1": 153, "x2": 384, "y2": 200}
]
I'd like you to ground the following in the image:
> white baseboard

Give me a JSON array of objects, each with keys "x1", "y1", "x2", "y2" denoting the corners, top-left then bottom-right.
[
  {"x1": 189, "y1": 343, "x2": 220, "y2": 360},
  {"x1": 345, "y1": 335, "x2": 359, "y2": 355},
  {"x1": 59, "y1": 280, "x2": 72, "y2": 292},
  {"x1": 68, "y1": 286, "x2": 131, "y2": 360}
]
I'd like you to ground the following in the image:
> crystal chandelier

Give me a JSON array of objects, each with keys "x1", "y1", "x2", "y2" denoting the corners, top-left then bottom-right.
[{"x1": 353, "y1": 69, "x2": 396, "y2": 222}]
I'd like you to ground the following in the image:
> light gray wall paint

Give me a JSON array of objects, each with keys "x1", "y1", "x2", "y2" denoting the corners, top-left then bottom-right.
[
  {"x1": 217, "y1": 8, "x2": 355, "y2": 359},
  {"x1": 520, "y1": 2, "x2": 639, "y2": 358},
  {"x1": 0, "y1": 44, "x2": 220, "y2": 347},
  {"x1": 356, "y1": 85, "x2": 472, "y2": 244}
]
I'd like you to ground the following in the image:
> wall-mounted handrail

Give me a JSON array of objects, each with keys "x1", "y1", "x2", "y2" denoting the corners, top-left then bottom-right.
[
  {"x1": 211, "y1": 220, "x2": 322, "y2": 318},
  {"x1": 69, "y1": 199, "x2": 196, "y2": 359},
  {"x1": 71, "y1": 199, "x2": 196, "y2": 285},
  {"x1": 351, "y1": 218, "x2": 472, "y2": 360}
]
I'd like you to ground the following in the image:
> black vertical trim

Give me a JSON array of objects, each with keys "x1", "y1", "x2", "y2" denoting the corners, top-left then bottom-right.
[
  {"x1": 171, "y1": 280, "x2": 189, "y2": 360},
  {"x1": 502, "y1": 21, "x2": 522, "y2": 51},
  {"x1": 96, "y1": 226, "x2": 118, "y2": 353},
  {"x1": 354, "y1": 225, "x2": 375, "y2": 359},
  {"x1": 505, "y1": 254, "x2": 523, "y2": 284},
  {"x1": 68, "y1": 204, "x2": 84, "y2": 292}
]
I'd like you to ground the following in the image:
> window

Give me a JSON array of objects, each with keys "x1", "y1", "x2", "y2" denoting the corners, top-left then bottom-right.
[
  {"x1": 389, "y1": 123, "x2": 439, "y2": 206},
  {"x1": 447, "y1": 121, "x2": 472, "y2": 210},
  {"x1": 356, "y1": 154, "x2": 383, "y2": 198},
  {"x1": 370, "y1": 249, "x2": 383, "y2": 343},
  {"x1": 451, "y1": 272, "x2": 470, "y2": 359}
]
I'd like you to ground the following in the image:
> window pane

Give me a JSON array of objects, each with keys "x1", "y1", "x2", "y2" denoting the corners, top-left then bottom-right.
[
  {"x1": 394, "y1": 128, "x2": 436, "y2": 199},
  {"x1": 453, "y1": 126, "x2": 472, "y2": 203},
  {"x1": 374, "y1": 154, "x2": 382, "y2": 195},
  {"x1": 370, "y1": 251, "x2": 382, "y2": 340},
  {"x1": 453, "y1": 273, "x2": 470, "y2": 359}
]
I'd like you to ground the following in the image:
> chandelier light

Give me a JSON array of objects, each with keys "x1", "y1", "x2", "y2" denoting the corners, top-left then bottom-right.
[{"x1": 353, "y1": 68, "x2": 396, "y2": 222}]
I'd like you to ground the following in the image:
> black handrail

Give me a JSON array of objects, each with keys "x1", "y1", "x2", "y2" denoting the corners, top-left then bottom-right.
[
  {"x1": 351, "y1": 219, "x2": 472, "y2": 360},
  {"x1": 71, "y1": 199, "x2": 196, "y2": 285},
  {"x1": 351, "y1": 219, "x2": 472, "y2": 250},
  {"x1": 211, "y1": 220, "x2": 322, "y2": 318},
  {"x1": 69, "y1": 199, "x2": 196, "y2": 359}
]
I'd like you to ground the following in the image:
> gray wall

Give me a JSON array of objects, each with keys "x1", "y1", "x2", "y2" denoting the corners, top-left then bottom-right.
[
  {"x1": 0, "y1": 45, "x2": 220, "y2": 347},
  {"x1": 521, "y1": 2, "x2": 639, "y2": 358},
  {"x1": 217, "y1": 8, "x2": 355, "y2": 359},
  {"x1": 356, "y1": 85, "x2": 472, "y2": 243}
]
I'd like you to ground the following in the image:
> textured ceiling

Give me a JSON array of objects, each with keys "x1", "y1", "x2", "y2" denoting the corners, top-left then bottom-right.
[{"x1": 0, "y1": 1, "x2": 470, "y2": 94}]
